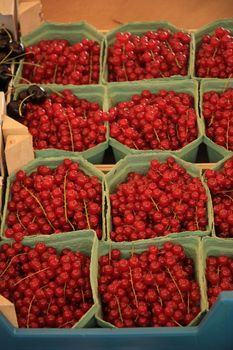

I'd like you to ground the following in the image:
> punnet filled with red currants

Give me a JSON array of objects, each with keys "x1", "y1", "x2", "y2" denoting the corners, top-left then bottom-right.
[
  {"x1": 108, "y1": 85, "x2": 200, "y2": 153},
  {"x1": 106, "y1": 154, "x2": 211, "y2": 242},
  {"x1": 20, "y1": 38, "x2": 101, "y2": 85},
  {"x1": 1, "y1": 157, "x2": 105, "y2": 241},
  {"x1": 14, "y1": 22, "x2": 104, "y2": 86},
  {"x1": 195, "y1": 23, "x2": 233, "y2": 78},
  {"x1": 106, "y1": 26, "x2": 191, "y2": 82},
  {"x1": 203, "y1": 237, "x2": 233, "y2": 309},
  {"x1": 201, "y1": 84, "x2": 233, "y2": 152},
  {"x1": 97, "y1": 238, "x2": 205, "y2": 328},
  {"x1": 6, "y1": 86, "x2": 108, "y2": 156},
  {"x1": 205, "y1": 155, "x2": 233, "y2": 238},
  {"x1": 0, "y1": 231, "x2": 97, "y2": 328}
]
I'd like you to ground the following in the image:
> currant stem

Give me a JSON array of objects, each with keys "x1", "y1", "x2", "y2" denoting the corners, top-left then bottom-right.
[
  {"x1": 14, "y1": 267, "x2": 49, "y2": 286},
  {"x1": 150, "y1": 196, "x2": 159, "y2": 211},
  {"x1": 64, "y1": 283, "x2": 67, "y2": 298},
  {"x1": 10, "y1": 51, "x2": 34, "y2": 61},
  {"x1": 208, "y1": 114, "x2": 214, "y2": 127},
  {"x1": 166, "y1": 267, "x2": 184, "y2": 303},
  {"x1": 154, "y1": 281, "x2": 163, "y2": 307},
  {"x1": 4, "y1": 61, "x2": 41, "y2": 67},
  {"x1": 46, "y1": 298, "x2": 52, "y2": 315},
  {"x1": 19, "y1": 93, "x2": 35, "y2": 117},
  {"x1": 159, "y1": 70, "x2": 165, "y2": 78},
  {"x1": 63, "y1": 171, "x2": 75, "y2": 231},
  {"x1": 1, "y1": 26, "x2": 12, "y2": 41},
  {"x1": 0, "y1": 49, "x2": 13, "y2": 65},
  {"x1": 195, "y1": 206, "x2": 200, "y2": 230},
  {"x1": 114, "y1": 295, "x2": 124, "y2": 323},
  {"x1": 132, "y1": 141, "x2": 139, "y2": 150},
  {"x1": 122, "y1": 45, "x2": 128, "y2": 81},
  {"x1": 165, "y1": 40, "x2": 182, "y2": 69},
  {"x1": 5, "y1": 73, "x2": 30, "y2": 84},
  {"x1": 63, "y1": 170, "x2": 68, "y2": 223},
  {"x1": 226, "y1": 115, "x2": 230, "y2": 150},
  {"x1": 53, "y1": 64, "x2": 58, "y2": 83},
  {"x1": 153, "y1": 128, "x2": 165, "y2": 150},
  {"x1": 83, "y1": 199, "x2": 91, "y2": 229},
  {"x1": 81, "y1": 289, "x2": 85, "y2": 304},
  {"x1": 129, "y1": 266, "x2": 138, "y2": 308},
  {"x1": 222, "y1": 194, "x2": 233, "y2": 203},
  {"x1": 65, "y1": 114, "x2": 74, "y2": 152},
  {"x1": 171, "y1": 317, "x2": 183, "y2": 327},
  {"x1": 89, "y1": 51, "x2": 93, "y2": 84},
  {"x1": 207, "y1": 47, "x2": 217, "y2": 76},
  {"x1": 150, "y1": 50, "x2": 155, "y2": 61},
  {"x1": 58, "y1": 321, "x2": 74, "y2": 328},
  {"x1": 187, "y1": 291, "x2": 190, "y2": 314},
  {"x1": 0, "y1": 253, "x2": 27, "y2": 278},
  {"x1": 215, "y1": 190, "x2": 233, "y2": 194},
  {"x1": 27, "y1": 295, "x2": 36, "y2": 328},
  {"x1": 175, "y1": 123, "x2": 180, "y2": 141},
  {"x1": 16, "y1": 210, "x2": 26, "y2": 230},
  {"x1": 47, "y1": 86, "x2": 63, "y2": 97},
  {"x1": 22, "y1": 184, "x2": 56, "y2": 230}
]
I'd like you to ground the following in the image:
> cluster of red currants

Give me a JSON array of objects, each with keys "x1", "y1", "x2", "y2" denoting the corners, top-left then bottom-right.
[
  {"x1": 110, "y1": 157, "x2": 208, "y2": 241},
  {"x1": 5, "y1": 159, "x2": 103, "y2": 241},
  {"x1": 109, "y1": 89, "x2": 198, "y2": 151},
  {"x1": 21, "y1": 89, "x2": 108, "y2": 152},
  {"x1": 205, "y1": 156, "x2": 233, "y2": 238},
  {"x1": 99, "y1": 242, "x2": 201, "y2": 327},
  {"x1": 108, "y1": 29, "x2": 191, "y2": 82},
  {"x1": 202, "y1": 88, "x2": 233, "y2": 151},
  {"x1": 206, "y1": 255, "x2": 233, "y2": 307},
  {"x1": 0, "y1": 241, "x2": 93, "y2": 328},
  {"x1": 196, "y1": 26, "x2": 233, "y2": 78},
  {"x1": 22, "y1": 38, "x2": 100, "y2": 85}
]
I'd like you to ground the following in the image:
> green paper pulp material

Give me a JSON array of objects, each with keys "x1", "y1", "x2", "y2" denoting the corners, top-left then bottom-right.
[
  {"x1": 203, "y1": 153, "x2": 233, "y2": 237},
  {"x1": 14, "y1": 21, "x2": 104, "y2": 86},
  {"x1": 95, "y1": 236, "x2": 208, "y2": 328},
  {"x1": 0, "y1": 230, "x2": 99, "y2": 328},
  {"x1": 192, "y1": 19, "x2": 233, "y2": 79},
  {"x1": 105, "y1": 152, "x2": 213, "y2": 241},
  {"x1": 13, "y1": 84, "x2": 109, "y2": 164},
  {"x1": 0, "y1": 156, "x2": 106, "y2": 240},
  {"x1": 200, "y1": 79, "x2": 233, "y2": 162},
  {"x1": 201, "y1": 236, "x2": 233, "y2": 310},
  {"x1": 102, "y1": 21, "x2": 194, "y2": 84},
  {"x1": 203, "y1": 136, "x2": 231, "y2": 163},
  {"x1": 106, "y1": 79, "x2": 204, "y2": 163}
]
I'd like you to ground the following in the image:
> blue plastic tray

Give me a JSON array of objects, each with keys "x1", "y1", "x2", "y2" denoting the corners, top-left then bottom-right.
[{"x1": 0, "y1": 291, "x2": 233, "y2": 350}]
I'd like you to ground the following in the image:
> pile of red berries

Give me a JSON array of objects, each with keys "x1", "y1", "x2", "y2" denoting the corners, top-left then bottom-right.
[
  {"x1": 205, "y1": 156, "x2": 233, "y2": 238},
  {"x1": 110, "y1": 157, "x2": 208, "y2": 241},
  {"x1": 109, "y1": 89, "x2": 198, "y2": 151},
  {"x1": 0, "y1": 241, "x2": 93, "y2": 328},
  {"x1": 202, "y1": 88, "x2": 233, "y2": 151},
  {"x1": 98, "y1": 242, "x2": 201, "y2": 327},
  {"x1": 206, "y1": 255, "x2": 233, "y2": 307},
  {"x1": 196, "y1": 27, "x2": 233, "y2": 78},
  {"x1": 21, "y1": 38, "x2": 100, "y2": 85},
  {"x1": 107, "y1": 29, "x2": 191, "y2": 82},
  {"x1": 5, "y1": 159, "x2": 103, "y2": 241},
  {"x1": 21, "y1": 89, "x2": 107, "y2": 152}
]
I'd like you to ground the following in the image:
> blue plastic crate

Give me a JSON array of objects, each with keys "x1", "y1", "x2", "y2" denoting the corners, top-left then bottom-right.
[{"x1": 0, "y1": 292, "x2": 233, "y2": 350}]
